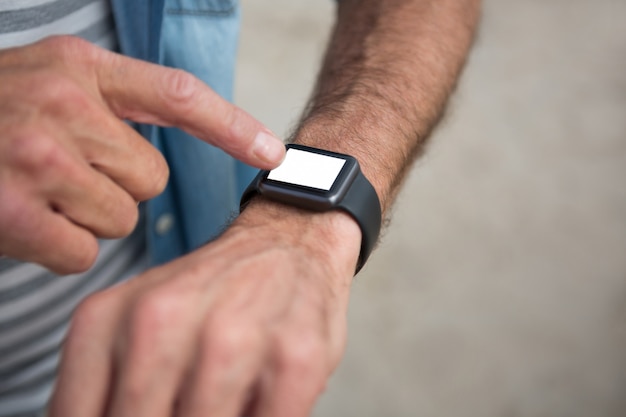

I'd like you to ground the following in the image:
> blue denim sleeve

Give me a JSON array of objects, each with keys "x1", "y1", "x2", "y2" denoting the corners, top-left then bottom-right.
[{"x1": 112, "y1": 0, "x2": 257, "y2": 264}]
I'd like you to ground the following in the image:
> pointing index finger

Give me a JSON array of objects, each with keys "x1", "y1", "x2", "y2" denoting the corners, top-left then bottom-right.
[{"x1": 96, "y1": 52, "x2": 285, "y2": 169}]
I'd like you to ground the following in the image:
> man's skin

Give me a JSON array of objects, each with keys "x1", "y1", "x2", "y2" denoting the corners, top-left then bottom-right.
[
  {"x1": 0, "y1": 37, "x2": 286, "y2": 274},
  {"x1": 0, "y1": 0, "x2": 480, "y2": 416}
]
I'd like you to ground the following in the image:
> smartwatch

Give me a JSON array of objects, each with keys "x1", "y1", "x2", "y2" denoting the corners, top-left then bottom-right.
[{"x1": 240, "y1": 144, "x2": 382, "y2": 273}]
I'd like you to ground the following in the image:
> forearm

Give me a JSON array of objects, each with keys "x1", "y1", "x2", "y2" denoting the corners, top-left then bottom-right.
[
  {"x1": 292, "y1": 0, "x2": 481, "y2": 213},
  {"x1": 47, "y1": 5, "x2": 480, "y2": 415},
  {"x1": 237, "y1": 0, "x2": 480, "y2": 275}
]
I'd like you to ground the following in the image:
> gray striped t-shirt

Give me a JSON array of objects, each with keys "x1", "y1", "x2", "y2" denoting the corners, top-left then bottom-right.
[{"x1": 0, "y1": 1, "x2": 148, "y2": 416}]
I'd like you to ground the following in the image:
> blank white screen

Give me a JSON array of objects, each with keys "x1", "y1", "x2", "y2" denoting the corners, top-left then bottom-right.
[{"x1": 267, "y1": 148, "x2": 346, "y2": 191}]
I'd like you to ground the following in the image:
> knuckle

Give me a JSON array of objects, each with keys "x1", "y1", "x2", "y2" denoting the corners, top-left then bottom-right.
[
  {"x1": 61, "y1": 237, "x2": 98, "y2": 274},
  {"x1": 16, "y1": 68, "x2": 92, "y2": 113},
  {"x1": 227, "y1": 106, "x2": 262, "y2": 154},
  {"x1": 7, "y1": 131, "x2": 65, "y2": 175},
  {"x1": 224, "y1": 105, "x2": 239, "y2": 132},
  {"x1": 162, "y1": 69, "x2": 199, "y2": 106},
  {"x1": 142, "y1": 150, "x2": 169, "y2": 199},
  {"x1": 37, "y1": 142, "x2": 71, "y2": 173},
  {"x1": 120, "y1": 204, "x2": 140, "y2": 235},
  {"x1": 277, "y1": 334, "x2": 328, "y2": 397},
  {"x1": 130, "y1": 290, "x2": 183, "y2": 334},
  {"x1": 205, "y1": 319, "x2": 260, "y2": 368},
  {"x1": 124, "y1": 290, "x2": 188, "y2": 372},
  {"x1": 153, "y1": 153, "x2": 170, "y2": 193},
  {"x1": 108, "y1": 198, "x2": 139, "y2": 237},
  {"x1": 120, "y1": 380, "x2": 148, "y2": 409},
  {"x1": 277, "y1": 333, "x2": 327, "y2": 376},
  {"x1": 40, "y1": 73, "x2": 93, "y2": 111},
  {"x1": 225, "y1": 107, "x2": 251, "y2": 153},
  {"x1": 69, "y1": 291, "x2": 111, "y2": 338}
]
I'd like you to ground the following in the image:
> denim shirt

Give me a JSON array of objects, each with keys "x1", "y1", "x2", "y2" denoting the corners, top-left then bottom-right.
[{"x1": 110, "y1": 0, "x2": 257, "y2": 265}]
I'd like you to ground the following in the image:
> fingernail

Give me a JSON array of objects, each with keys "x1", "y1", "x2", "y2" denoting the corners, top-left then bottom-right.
[{"x1": 252, "y1": 131, "x2": 285, "y2": 166}]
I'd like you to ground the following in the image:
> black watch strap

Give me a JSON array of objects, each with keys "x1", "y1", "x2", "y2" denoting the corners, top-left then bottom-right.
[
  {"x1": 240, "y1": 148, "x2": 382, "y2": 274},
  {"x1": 333, "y1": 168, "x2": 381, "y2": 273}
]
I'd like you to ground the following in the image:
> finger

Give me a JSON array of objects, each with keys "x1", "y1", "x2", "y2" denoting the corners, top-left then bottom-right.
[
  {"x1": 41, "y1": 144, "x2": 140, "y2": 239},
  {"x1": 253, "y1": 356, "x2": 326, "y2": 417},
  {"x1": 96, "y1": 53, "x2": 285, "y2": 169},
  {"x1": 67, "y1": 100, "x2": 169, "y2": 202},
  {"x1": 105, "y1": 290, "x2": 201, "y2": 417},
  {"x1": 48, "y1": 291, "x2": 123, "y2": 417},
  {"x1": 1, "y1": 38, "x2": 169, "y2": 201},
  {"x1": 253, "y1": 324, "x2": 330, "y2": 417},
  {"x1": 176, "y1": 320, "x2": 267, "y2": 417},
  {"x1": 0, "y1": 188, "x2": 98, "y2": 274}
]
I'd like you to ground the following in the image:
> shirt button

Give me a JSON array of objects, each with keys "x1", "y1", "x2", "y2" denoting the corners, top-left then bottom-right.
[{"x1": 155, "y1": 213, "x2": 174, "y2": 236}]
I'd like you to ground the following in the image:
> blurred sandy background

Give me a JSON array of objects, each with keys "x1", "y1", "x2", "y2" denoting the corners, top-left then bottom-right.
[{"x1": 234, "y1": 1, "x2": 626, "y2": 416}]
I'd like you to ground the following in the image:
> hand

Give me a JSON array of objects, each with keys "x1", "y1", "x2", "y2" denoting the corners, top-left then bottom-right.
[
  {"x1": 49, "y1": 199, "x2": 361, "y2": 417},
  {"x1": 0, "y1": 36, "x2": 284, "y2": 274}
]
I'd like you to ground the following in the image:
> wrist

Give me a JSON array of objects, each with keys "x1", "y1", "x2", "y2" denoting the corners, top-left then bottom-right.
[
  {"x1": 290, "y1": 116, "x2": 393, "y2": 213},
  {"x1": 233, "y1": 196, "x2": 361, "y2": 277}
]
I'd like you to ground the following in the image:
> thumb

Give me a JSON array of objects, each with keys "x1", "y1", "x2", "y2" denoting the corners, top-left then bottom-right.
[{"x1": 96, "y1": 52, "x2": 285, "y2": 169}]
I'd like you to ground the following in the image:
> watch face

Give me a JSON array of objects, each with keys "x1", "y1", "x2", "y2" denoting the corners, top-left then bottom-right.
[
  {"x1": 267, "y1": 148, "x2": 346, "y2": 191},
  {"x1": 259, "y1": 144, "x2": 359, "y2": 210}
]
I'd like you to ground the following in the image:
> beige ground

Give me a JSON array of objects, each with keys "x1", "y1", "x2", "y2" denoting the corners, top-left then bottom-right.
[{"x1": 235, "y1": 1, "x2": 626, "y2": 416}]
